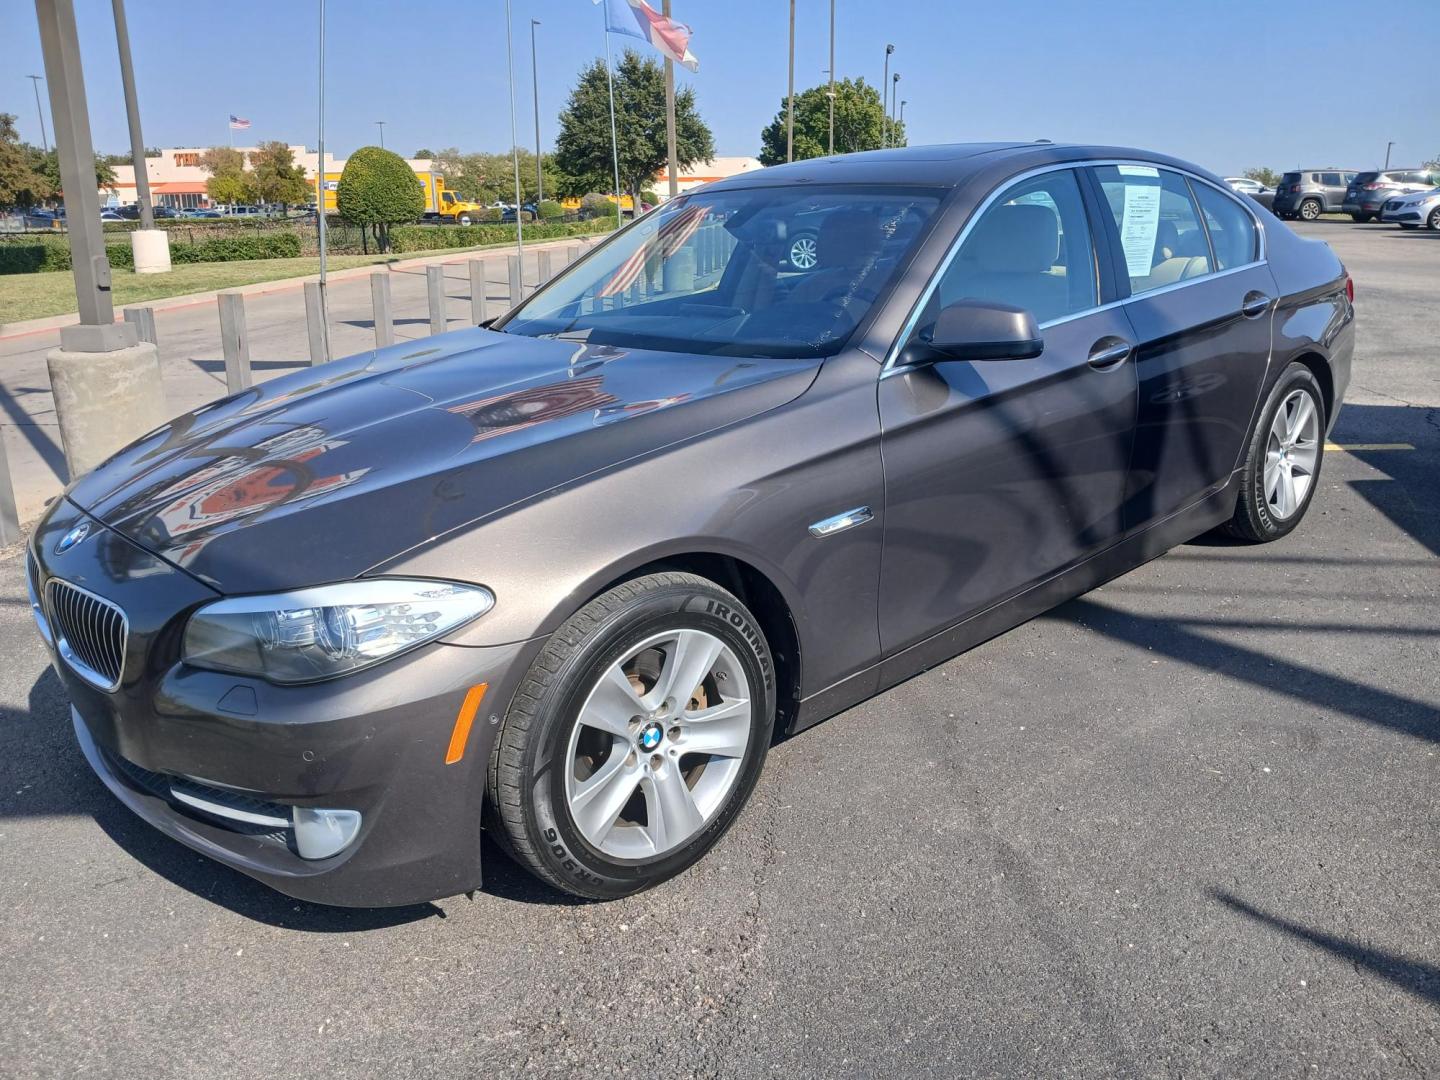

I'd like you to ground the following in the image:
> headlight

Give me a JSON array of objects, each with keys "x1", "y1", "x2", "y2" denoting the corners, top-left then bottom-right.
[{"x1": 182, "y1": 579, "x2": 494, "y2": 684}]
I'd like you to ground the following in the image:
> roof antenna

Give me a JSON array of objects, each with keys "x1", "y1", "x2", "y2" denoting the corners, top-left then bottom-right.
[{"x1": 1034, "y1": 138, "x2": 1053, "y2": 144}]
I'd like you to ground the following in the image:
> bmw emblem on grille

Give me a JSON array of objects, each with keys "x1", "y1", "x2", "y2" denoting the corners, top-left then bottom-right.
[{"x1": 55, "y1": 522, "x2": 91, "y2": 555}]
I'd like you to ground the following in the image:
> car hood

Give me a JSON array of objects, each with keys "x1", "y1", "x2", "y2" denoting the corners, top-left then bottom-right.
[
  {"x1": 67, "y1": 328, "x2": 820, "y2": 592},
  {"x1": 1393, "y1": 189, "x2": 1440, "y2": 205}
]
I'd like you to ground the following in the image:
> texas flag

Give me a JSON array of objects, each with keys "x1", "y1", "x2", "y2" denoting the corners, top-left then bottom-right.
[{"x1": 595, "y1": 0, "x2": 699, "y2": 72}]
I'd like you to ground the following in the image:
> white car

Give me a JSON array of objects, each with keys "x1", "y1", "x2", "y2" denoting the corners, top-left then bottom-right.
[
  {"x1": 1225, "y1": 177, "x2": 1271, "y2": 196},
  {"x1": 1379, "y1": 187, "x2": 1440, "y2": 230}
]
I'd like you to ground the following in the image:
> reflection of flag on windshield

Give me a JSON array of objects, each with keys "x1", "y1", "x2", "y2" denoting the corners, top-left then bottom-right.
[{"x1": 599, "y1": 203, "x2": 708, "y2": 297}]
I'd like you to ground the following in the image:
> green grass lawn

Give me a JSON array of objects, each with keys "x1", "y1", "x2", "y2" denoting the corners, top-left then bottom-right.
[{"x1": 0, "y1": 241, "x2": 539, "y2": 326}]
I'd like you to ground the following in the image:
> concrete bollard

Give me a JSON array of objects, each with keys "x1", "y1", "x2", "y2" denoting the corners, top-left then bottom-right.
[
  {"x1": 371, "y1": 272, "x2": 393, "y2": 348},
  {"x1": 537, "y1": 249, "x2": 552, "y2": 286},
  {"x1": 304, "y1": 280, "x2": 330, "y2": 366},
  {"x1": 130, "y1": 229, "x2": 172, "y2": 274},
  {"x1": 426, "y1": 265, "x2": 446, "y2": 336},
  {"x1": 46, "y1": 340, "x2": 168, "y2": 479},
  {"x1": 122, "y1": 305, "x2": 157, "y2": 346},
  {"x1": 216, "y1": 290, "x2": 252, "y2": 395},
  {"x1": 507, "y1": 255, "x2": 523, "y2": 307},
  {"x1": 567, "y1": 245, "x2": 582, "y2": 268},
  {"x1": 469, "y1": 260, "x2": 489, "y2": 325},
  {"x1": 0, "y1": 427, "x2": 20, "y2": 545}
]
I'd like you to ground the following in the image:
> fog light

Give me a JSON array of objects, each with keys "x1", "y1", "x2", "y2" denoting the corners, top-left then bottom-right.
[{"x1": 292, "y1": 807, "x2": 362, "y2": 860}]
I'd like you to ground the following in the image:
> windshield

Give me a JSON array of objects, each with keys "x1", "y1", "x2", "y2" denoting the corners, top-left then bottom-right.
[{"x1": 498, "y1": 186, "x2": 941, "y2": 359}]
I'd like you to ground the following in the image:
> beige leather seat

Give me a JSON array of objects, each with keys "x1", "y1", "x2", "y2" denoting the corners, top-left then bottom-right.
[{"x1": 941, "y1": 204, "x2": 1070, "y2": 324}]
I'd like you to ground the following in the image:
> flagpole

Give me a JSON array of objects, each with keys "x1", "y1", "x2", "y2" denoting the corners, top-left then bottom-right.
[
  {"x1": 602, "y1": 7, "x2": 623, "y2": 232},
  {"x1": 505, "y1": 0, "x2": 524, "y2": 262}
]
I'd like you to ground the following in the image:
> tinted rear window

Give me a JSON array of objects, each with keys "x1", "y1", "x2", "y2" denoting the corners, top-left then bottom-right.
[
  {"x1": 1354, "y1": 172, "x2": 1379, "y2": 184},
  {"x1": 1281, "y1": 173, "x2": 1301, "y2": 184}
]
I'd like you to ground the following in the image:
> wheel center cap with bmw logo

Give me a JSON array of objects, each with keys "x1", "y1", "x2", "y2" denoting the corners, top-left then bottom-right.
[
  {"x1": 55, "y1": 521, "x2": 90, "y2": 555},
  {"x1": 638, "y1": 721, "x2": 664, "y2": 752}
]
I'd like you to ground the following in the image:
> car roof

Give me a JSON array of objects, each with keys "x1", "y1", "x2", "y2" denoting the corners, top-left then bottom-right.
[{"x1": 703, "y1": 142, "x2": 1232, "y2": 193}]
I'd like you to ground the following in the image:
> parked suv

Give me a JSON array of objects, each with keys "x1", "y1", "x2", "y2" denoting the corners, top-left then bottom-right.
[
  {"x1": 1272, "y1": 169, "x2": 1359, "y2": 220},
  {"x1": 1343, "y1": 169, "x2": 1440, "y2": 222}
]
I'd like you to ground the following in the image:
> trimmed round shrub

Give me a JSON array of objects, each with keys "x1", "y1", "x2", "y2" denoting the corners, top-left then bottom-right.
[{"x1": 336, "y1": 146, "x2": 425, "y2": 252}]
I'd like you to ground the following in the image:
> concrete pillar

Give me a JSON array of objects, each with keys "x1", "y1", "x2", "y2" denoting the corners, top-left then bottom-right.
[
  {"x1": 217, "y1": 291, "x2": 251, "y2": 395},
  {"x1": 0, "y1": 430, "x2": 19, "y2": 544},
  {"x1": 426, "y1": 265, "x2": 446, "y2": 336},
  {"x1": 371, "y1": 272, "x2": 393, "y2": 347},
  {"x1": 47, "y1": 342, "x2": 168, "y2": 477},
  {"x1": 304, "y1": 281, "x2": 330, "y2": 365},
  {"x1": 130, "y1": 228, "x2": 171, "y2": 274},
  {"x1": 469, "y1": 260, "x2": 489, "y2": 325},
  {"x1": 122, "y1": 305, "x2": 156, "y2": 345},
  {"x1": 507, "y1": 255, "x2": 523, "y2": 307}
]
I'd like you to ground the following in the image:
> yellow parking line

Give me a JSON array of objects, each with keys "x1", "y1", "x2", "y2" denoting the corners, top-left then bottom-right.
[{"x1": 1325, "y1": 442, "x2": 1415, "y2": 452}]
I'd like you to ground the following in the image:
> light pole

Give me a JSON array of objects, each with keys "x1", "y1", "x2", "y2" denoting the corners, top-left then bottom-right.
[
  {"x1": 315, "y1": 0, "x2": 331, "y2": 360},
  {"x1": 891, "y1": 72, "x2": 901, "y2": 146},
  {"x1": 505, "y1": 0, "x2": 523, "y2": 259},
  {"x1": 27, "y1": 74, "x2": 49, "y2": 154},
  {"x1": 530, "y1": 18, "x2": 543, "y2": 202},
  {"x1": 1384, "y1": 141, "x2": 1394, "y2": 169},
  {"x1": 881, "y1": 44, "x2": 894, "y2": 149},
  {"x1": 375, "y1": 120, "x2": 385, "y2": 148},
  {"x1": 899, "y1": 99, "x2": 907, "y2": 129},
  {"x1": 34, "y1": 0, "x2": 167, "y2": 480},
  {"x1": 786, "y1": 0, "x2": 796, "y2": 162},
  {"x1": 827, "y1": 0, "x2": 835, "y2": 155}
]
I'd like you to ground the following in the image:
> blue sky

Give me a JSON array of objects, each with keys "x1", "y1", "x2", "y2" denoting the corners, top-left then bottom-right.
[{"x1": 2, "y1": 0, "x2": 1434, "y2": 176}]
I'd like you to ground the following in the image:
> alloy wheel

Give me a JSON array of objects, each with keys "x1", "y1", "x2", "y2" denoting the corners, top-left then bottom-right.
[
  {"x1": 1263, "y1": 388, "x2": 1320, "y2": 520},
  {"x1": 1300, "y1": 199, "x2": 1321, "y2": 221},
  {"x1": 564, "y1": 628, "x2": 751, "y2": 859},
  {"x1": 1428, "y1": 207, "x2": 1440, "y2": 231},
  {"x1": 789, "y1": 235, "x2": 819, "y2": 270}
]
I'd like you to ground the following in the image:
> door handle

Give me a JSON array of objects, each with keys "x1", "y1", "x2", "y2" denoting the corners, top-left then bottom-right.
[
  {"x1": 1241, "y1": 291, "x2": 1273, "y2": 318},
  {"x1": 1087, "y1": 338, "x2": 1132, "y2": 370}
]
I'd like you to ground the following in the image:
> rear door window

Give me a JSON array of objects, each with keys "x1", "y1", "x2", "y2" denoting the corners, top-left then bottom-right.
[
  {"x1": 1095, "y1": 165, "x2": 1212, "y2": 295},
  {"x1": 1194, "y1": 184, "x2": 1258, "y2": 270}
]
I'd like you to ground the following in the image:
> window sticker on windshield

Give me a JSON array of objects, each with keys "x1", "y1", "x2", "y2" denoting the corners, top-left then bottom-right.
[
  {"x1": 1118, "y1": 165, "x2": 1160, "y2": 178},
  {"x1": 1120, "y1": 183, "x2": 1162, "y2": 279}
]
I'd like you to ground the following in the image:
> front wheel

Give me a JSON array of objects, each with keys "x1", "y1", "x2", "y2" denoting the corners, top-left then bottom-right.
[
  {"x1": 487, "y1": 572, "x2": 775, "y2": 899},
  {"x1": 1428, "y1": 207, "x2": 1440, "y2": 231},
  {"x1": 1221, "y1": 362, "x2": 1326, "y2": 542}
]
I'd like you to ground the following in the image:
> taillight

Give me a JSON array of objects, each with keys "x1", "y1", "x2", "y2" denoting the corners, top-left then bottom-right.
[
  {"x1": 1364, "y1": 183, "x2": 1383, "y2": 190},
  {"x1": 1345, "y1": 275, "x2": 1354, "y2": 303}
]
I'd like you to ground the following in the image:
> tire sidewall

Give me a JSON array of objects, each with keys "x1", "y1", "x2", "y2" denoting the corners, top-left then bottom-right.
[
  {"x1": 1243, "y1": 365, "x2": 1326, "y2": 539},
  {"x1": 521, "y1": 582, "x2": 775, "y2": 898}
]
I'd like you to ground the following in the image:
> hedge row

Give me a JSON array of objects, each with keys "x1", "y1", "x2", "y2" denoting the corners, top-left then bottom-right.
[
  {"x1": 0, "y1": 231, "x2": 303, "y2": 275},
  {"x1": 387, "y1": 219, "x2": 611, "y2": 253}
]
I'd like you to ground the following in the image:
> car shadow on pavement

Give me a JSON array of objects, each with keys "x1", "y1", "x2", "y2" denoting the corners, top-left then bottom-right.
[
  {"x1": 1209, "y1": 889, "x2": 1440, "y2": 1007},
  {"x1": 1332, "y1": 404, "x2": 1440, "y2": 558}
]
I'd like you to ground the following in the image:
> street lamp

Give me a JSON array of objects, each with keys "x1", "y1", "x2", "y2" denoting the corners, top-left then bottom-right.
[
  {"x1": 1384, "y1": 141, "x2": 1394, "y2": 169},
  {"x1": 827, "y1": 0, "x2": 835, "y2": 155},
  {"x1": 530, "y1": 18, "x2": 542, "y2": 202},
  {"x1": 375, "y1": 120, "x2": 385, "y2": 148},
  {"x1": 26, "y1": 74, "x2": 49, "y2": 154},
  {"x1": 899, "y1": 99, "x2": 907, "y2": 129},
  {"x1": 891, "y1": 72, "x2": 901, "y2": 146},
  {"x1": 881, "y1": 44, "x2": 894, "y2": 148}
]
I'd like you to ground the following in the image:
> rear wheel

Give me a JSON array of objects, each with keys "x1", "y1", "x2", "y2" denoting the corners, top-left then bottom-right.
[
  {"x1": 1299, "y1": 198, "x2": 1323, "y2": 221},
  {"x1": 487, "y1": 572, "x2": 775, "y2": 899},
  {"x1": 1222, "y1": 362, "x2": 1326, "y2": 542}
]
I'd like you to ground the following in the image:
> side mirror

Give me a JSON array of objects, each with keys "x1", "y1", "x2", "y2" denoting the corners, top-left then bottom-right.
[{"x1": 900, "y1": 298, "x2": 1045, "y2": 366}]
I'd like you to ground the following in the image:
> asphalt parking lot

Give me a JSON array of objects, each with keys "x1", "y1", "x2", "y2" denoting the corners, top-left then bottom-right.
[{"x1": 0, "y1": 219, "x2": 1435, "y2": 1079}]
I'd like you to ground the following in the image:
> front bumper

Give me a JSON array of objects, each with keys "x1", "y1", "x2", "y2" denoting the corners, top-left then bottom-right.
[
  {"x1": 1380, "y1": 203, "x2": 1432, "y2": 223},
  {"x1": 33, "y1": 498, "x2": 544, "y2": 907}
]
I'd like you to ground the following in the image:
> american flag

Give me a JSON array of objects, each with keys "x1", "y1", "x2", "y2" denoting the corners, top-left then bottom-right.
[
  {"x1": 228, "y1": 114, "x2": 252, "y2": 130},
  {"x1": 598, "y1": 203, "x2": 709, "y2": 298}
]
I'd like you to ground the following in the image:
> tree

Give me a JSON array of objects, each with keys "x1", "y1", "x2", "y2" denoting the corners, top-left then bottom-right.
[
  {"x1": 0, "y1": 113, "x2": 51, "y2": 208},
  {"x1": 555, "y1": 50, "x2": 713, "y2": 208},
  {"x1": 432, "y1": 146, "x2": 565, "y2": 205},
  {"x1": 1243, "y1": 167, "x2": 1281, "y2": 187},
  {"x1": 200, "y1": 146, "x2": 251, "y2": 206},
  {"x1": 34, "y1": 148, "x2": 117, "y2": 195},
  {"x1": 1425, "y1": 153, "x2": 1439, "y2": 170},
  {"x1": 248, "y1": 141, "x2": 310, "y2": 208},
  {"x1": 759, "y1": 77, "x2": 898, "y2": 165},
  {"x1": 336, "y1": 145, "x2": 424, "y2": 252},
  {"x1": 413, "y1": 148, "x2": 436, "y2": 159}
]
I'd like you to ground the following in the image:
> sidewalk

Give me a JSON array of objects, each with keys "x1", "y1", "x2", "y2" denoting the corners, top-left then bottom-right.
[{"x1": 0, "y1": 235, "x2": 597, "y2": 523}]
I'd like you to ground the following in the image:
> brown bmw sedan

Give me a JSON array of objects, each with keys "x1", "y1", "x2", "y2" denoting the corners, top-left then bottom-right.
[{"x1": 28, "y1": 143, "x2": 1353, "y2": 904}]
